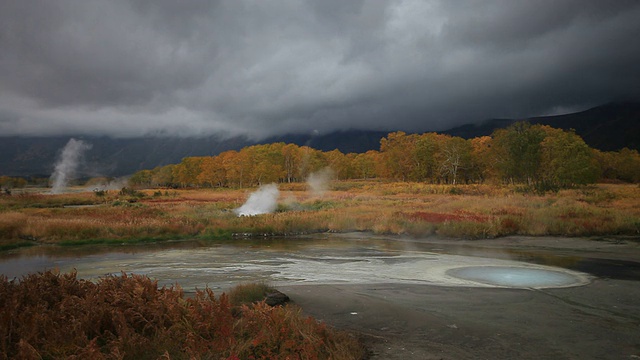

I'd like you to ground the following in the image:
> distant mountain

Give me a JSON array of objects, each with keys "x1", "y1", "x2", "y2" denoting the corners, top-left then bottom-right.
[
  {"x1": 443, "y1": 101, "x2": 640, "y2": 151},
  {"x1": 0, "y1": 130, "x2": 390, "y2": 178},
  {"x1": 528, "y1": 102, "x2": 640, "y2": 151},
  {"x1": 0, "y1": 135, "x2": 253, "y2": 178},
  {"x1": 1, "y1": 102, "x2": 638, "y2": 178},
  {"x1": 262, "y1": 129, "x2": 390, "y2": 153}
]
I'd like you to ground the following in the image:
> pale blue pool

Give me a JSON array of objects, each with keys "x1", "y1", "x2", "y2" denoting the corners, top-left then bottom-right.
[{"x1": 447, "y1": 266, "x2": 583, "y2": 288}]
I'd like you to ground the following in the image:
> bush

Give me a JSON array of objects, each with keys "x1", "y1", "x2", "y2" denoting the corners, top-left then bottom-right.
[
  {"x1": 118, "y1": 187, "x2": 145, "y2": 198},
  {"x1": 0, "y1": 271, "x2": 364, "y2": 359},
  {"x1": 228, "y1": 282, "x2": 275, "y2": 306}
]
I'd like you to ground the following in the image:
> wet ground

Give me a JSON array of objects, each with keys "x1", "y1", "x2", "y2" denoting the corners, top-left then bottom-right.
[
  {"x1": 280, "y1": 236, "x2": 640, "y2": 359},
  {"x1": 1, "y1": 233, "x2": 639, "y2": 358}
]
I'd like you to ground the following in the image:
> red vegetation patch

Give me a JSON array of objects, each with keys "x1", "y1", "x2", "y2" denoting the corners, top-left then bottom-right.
[
  {"x1": 143, "y1": 198, "x2": 224, "y2": 204},
  {"x1": 500, "y1": 218, "x2": 520, "y2": 233},
  {"x1": 406, "y1": 210, "x2": 490, "y2": 223},
  {"x1": 0, "y1": 271, "x2": 363, "y2": 359}
]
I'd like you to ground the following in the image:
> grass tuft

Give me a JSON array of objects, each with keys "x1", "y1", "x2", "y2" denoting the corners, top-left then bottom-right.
[{"x1": 228, "y1": 282, "x2": 275, "y2": 306}]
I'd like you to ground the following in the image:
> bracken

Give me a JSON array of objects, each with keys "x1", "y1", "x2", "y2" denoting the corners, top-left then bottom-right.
[{"x1": 0, "y1": 270, "x2": 364, "y2": 360}]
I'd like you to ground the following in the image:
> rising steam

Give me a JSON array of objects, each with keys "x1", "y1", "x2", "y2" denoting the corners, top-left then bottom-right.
[
  {"x1": 307, "y1": 167, "x2": 334, "y2": 197},
  {"x1": 235, "y1": 183, "x2": 280, "y2": 216},
  {"x1": 50, "y1": 138, "x2": 92, "y2": 194}
]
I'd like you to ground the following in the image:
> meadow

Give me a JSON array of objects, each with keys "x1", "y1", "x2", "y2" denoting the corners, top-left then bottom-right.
[{"x1": 1, "y1": 181, "x2": 639, "y2": 250}]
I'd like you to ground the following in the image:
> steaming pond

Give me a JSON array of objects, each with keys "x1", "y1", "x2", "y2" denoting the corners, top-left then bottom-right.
[{"x1": 0, "y1": 233, "x2": 609, "y2": 291}]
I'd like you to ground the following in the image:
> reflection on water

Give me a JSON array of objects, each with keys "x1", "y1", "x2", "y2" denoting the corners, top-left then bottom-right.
[{"x1": 0, "y1": 234, "x2": 595, "y2": 292}]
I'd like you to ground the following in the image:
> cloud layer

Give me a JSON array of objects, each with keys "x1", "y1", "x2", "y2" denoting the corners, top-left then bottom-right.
[{"x1": 1, "y1": 0, "x2": 639, "y2": 138}]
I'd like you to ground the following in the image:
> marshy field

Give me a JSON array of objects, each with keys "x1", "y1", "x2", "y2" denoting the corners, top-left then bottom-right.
[
  {"x1": 1, "y1": 181, "x2": 639, "y2": 248},
  {"x1": 1, "y1": 181, "x2": 639, "y2": 359}
]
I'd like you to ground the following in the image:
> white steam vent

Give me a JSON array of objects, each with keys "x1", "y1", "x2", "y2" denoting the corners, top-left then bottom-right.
[
  {"x1": 235, "y1": 183, "x2": 280, "y2": 216},
  {"x1": 50, "y1": 138, "x2": 92, "y2": 194}
]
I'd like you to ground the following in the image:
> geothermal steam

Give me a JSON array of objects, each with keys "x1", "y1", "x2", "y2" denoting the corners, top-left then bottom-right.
[
  {"x1": 235, "y1": 183, "x2": 280, "y2": 216},
  {"x1": 50, "y1": 138, "x2": 92, "y2": 194},
  {"x1": 234, "y1": 167, "x2": 332, "y2": 216},
  {"x1": 307, "y1": 167, "x2": 333, "y2": 197}
]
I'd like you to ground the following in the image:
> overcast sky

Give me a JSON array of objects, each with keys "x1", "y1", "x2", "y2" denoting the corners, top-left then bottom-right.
[{"x1": 1, "y1": 0, "x2": 639, "y2": 139}]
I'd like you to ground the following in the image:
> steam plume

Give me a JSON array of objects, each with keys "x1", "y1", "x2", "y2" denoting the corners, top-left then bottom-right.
[
  {"x1": 235, "y1": 183, "x2": 280, "y2": 216},
  {"x1": 50, "y1": 138, "x2": 92, "y2": 194},
  {"x1": 307, "y1": 167, "x2": 334, "y2": 197}
]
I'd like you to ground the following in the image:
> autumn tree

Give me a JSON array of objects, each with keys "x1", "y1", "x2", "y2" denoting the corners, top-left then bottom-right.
[
  {"x1": 409, "y1": 133, "x2": 435, "y2": 181},
  {"x1": 281, "y1": 143, "x2": 301, "y2": 183},
  {"x1": 468, "y1": 136, "x2": 494, "y2": 183},
  {"x1": 129, "y1": 170, "x2": 152, "y2": 188},
  {"x1": 325, "y1": 149, "x2": 351, "y2": 180},
  {"x1": 379, "y1": 131, "x2": 417, "y2": 181},
  {"x1": 595, "y1": 148, "x2": 640, "y2": 183},
  {"x1": 173, "y1": 157, "x2": 205, "y2": 187},
  {"x1": 614, "y1": 148, "x2": 640, "y2": 183},
  {"x1": 439, "y1": 136, "x2": 472, "y2": 184},
  {"x1": 249, "y1": 143, "x2": 286, "y2": 185},
  {"x1": 539, "y1": 127, "x2": 599, "y2": 187},
  {"x1": 298, "y1": 146, "x2": 328, "y2": 180},
  {"x1": 491, "y1": 122, "x2": 546, "y2": 185},
  {"x1": 121, "y1": 125, "x2": 613, "y2": 189},
  {"x1": 0, "y1": 176, "x2": 27, "y2": 190},
  {"x1": 353, "y1": 151, "x2": 379, "y2": 179},
  {"x1": 150, "y1": 165, "x2": 176, "y2": 187},
  {"x1": 197, "y1": 156, "x2": 227, "y2": 187},
  {"x1": 221, "y1": 150, "x2": 246, "y2": 188},
  {"x1": 241, "y1": 145, "x2": 260, "y2": 186}
]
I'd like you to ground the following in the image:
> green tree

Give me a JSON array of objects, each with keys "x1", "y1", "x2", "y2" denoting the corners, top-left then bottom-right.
[
  {"x1": 151, "y1": 165, "x2": 176, "y2": 187},
  {"x1": 412, "y1": 133, "x2": 441, "y2": 182},
  {"x1": 597, "y1": 148, "x2": 640, "y2": 183},
  {"x1": 129, "y1": 170, "x2": 152, "y2": 188},
  {"x1": 491, "y1": 122, "x2": 546, "y2": 185},
  {"x1": 539, "y1": 127, "x2": 599, "y2": 187}
]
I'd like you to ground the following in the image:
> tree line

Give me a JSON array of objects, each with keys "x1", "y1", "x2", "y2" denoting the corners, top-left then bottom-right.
[{"x1": 127, "y1": 122, "x2": 639, "y2": 189}]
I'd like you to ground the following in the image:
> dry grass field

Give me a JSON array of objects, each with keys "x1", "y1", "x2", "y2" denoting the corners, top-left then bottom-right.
[{"x1": 1, "y1": 182, "x2": 639, "y2": 250}]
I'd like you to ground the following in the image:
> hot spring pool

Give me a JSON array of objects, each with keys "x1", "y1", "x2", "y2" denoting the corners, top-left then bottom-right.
[
  {"x1": 0, "y1": 235, "x2": 593, "y2": 291},
  {"x1": 447, "y1": 266, "x2": 586, "y2": 288}
]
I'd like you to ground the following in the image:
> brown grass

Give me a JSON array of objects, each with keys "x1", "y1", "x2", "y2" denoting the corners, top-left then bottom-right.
[
  {"x1": 1, "y1": 183, "x2": 639, "y2": 247},
  {"x1": 0, "y1": 270, "x2": 364, "y2": 359}
]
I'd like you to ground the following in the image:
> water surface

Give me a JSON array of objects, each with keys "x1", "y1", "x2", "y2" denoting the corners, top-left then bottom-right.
[{"x1": 0, "y1": 234, "x2": 593, "y2": 291}]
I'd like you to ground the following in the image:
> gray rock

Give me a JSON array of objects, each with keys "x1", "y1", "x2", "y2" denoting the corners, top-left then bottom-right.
[{"x1": 264, "y1": 290, "x2": 290, "y2": 307}]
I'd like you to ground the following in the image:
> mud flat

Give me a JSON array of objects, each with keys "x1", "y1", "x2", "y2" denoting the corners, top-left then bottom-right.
[{"x1": 281, "y1": 236, "x2": 640, "y2": 359}]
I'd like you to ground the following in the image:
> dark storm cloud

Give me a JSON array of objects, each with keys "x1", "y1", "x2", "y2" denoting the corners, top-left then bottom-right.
[{"x1": 0, "y1": 0, "x2": 639, "y2": 138}]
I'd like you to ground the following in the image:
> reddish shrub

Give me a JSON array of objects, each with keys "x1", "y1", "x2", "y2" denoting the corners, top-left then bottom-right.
[{"x1": 0, "y1": 271, "x2": 363, "y2": 360}]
